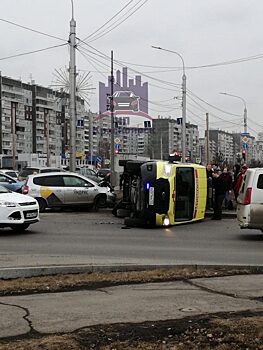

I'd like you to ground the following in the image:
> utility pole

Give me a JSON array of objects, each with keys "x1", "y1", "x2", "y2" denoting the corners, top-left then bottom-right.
[
  {"x1": 0, "y1": 71, "x2": 2, "y2": 155},
  {"x1": 44, "y1": 110, "x2": 50, "y2": 167},
  {"x1": 69, "y1": 2, "x2": 76, "y2": 172},
  {"x1": 89, "y1": 112, "x2": 93, "y2": 166},
  {"x1": 206, "y1": 112, "x2": 210, "y2": 165},
  {"x1": 181, "y1": 73, "x2": 186, "y2": 163},
  {"x1": 244, "y1": 106, "x2": 247, "y2": 134},
  {"x1": 11, "y1": 102, "x2": 17, "y2": 170},
  {"x1": 110, "y1": 50, "x2": 115, "y2": 183},
  {"x1": 151, "y1": 46, "x2": 187, "y2": 163}
]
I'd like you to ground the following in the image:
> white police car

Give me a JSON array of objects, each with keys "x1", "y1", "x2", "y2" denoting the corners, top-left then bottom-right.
[{"x1": 0, "y1": 185, "x2": 39, "y2": 231}]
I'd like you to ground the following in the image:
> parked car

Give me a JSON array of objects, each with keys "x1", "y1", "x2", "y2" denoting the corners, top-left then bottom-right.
[
  {"x1": 77, "y1": 167, "x2": 103, "y2": 183},
  {"x1": 97, "y1": 168, "x2": 111, "y2": 180},
  {"x1": 0, "y1": 169, "x2": 19, "y2": 180},
  {"x1": 18, "y1": 167, "x2": 65, "y2": 181},
  {"x1": 237, "y1": 168, "x2": 263, "y2": 232},
  {"x1": 0, "y1": 185, "x2": 39, "y2": 231},
  {"x1": 22, "y1": 172, "x2": 116, "y2": 212},
  {"x1": 0, "y1": 173, "x2": 25, "y2": 192}
]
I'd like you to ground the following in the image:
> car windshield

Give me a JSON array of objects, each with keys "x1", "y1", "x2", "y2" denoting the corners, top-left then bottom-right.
[
  {"x1": 19, "y1": 169, "x2": 38, "y2": 177},
  {"x1": 0, "y1": 185, "x2": 11, "y2": 194},
  {"x1": 5, "y1": 171, "x2": 17, "y2": 178}
]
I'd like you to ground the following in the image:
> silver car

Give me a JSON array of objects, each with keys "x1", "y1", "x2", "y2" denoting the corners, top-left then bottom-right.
[{"x1": 22, "y1": 172, "x2": 116, "y2": 212}]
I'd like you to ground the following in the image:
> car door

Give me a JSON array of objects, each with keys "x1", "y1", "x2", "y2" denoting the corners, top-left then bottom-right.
[
  {"x1": 249, "y1": 171, "x2": 263, "y2": 228},
  {"x1": 62, "y1": 175, "x2": 97, "y2": 205},
  {"x1": 0, "y1": 174, "x2": 18, "y2": 192},
  {"x1": 36, "y1": 175, "x2": 64, "y2": 206}
]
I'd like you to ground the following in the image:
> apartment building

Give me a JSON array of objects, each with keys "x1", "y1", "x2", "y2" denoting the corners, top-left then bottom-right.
[
  {"x1": 0, "y1": 74, "x2": 86, "y2": 167},
  {"x1": 208, "y1": 129, "x2": 235, "y2": 165},
  {"x1": 151, "y1": 117, "x2": 200, "y2": 161}
]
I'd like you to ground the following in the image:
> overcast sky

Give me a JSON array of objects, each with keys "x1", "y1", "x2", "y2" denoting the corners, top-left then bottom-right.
[{"x1": 1, "y1": 0, "x2": 263, "y2": 137}]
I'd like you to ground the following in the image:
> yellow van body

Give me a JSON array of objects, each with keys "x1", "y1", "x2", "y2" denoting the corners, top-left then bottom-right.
[{"x1": 153, "y1": 162, "x2": 207, "y2": 226}]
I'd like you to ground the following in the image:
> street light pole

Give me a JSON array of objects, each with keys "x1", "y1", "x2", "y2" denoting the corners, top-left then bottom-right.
[
  {"x1": 152, "y1": 46, "x2": 186, "y2": 163},
  {"x1": 69, "y1": 0, "x2": 76, "y2": 172},
  {"x1": 220, "y1": 92, "x2": 247, "y2": 134},
  {"x1": 110, "y1": 50, "x2": 115, "y2": 182}
]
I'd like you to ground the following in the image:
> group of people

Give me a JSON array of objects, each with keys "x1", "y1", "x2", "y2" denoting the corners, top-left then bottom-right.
[{"x1": 206, "y1": 163, "x2": 248, "y2": 220}]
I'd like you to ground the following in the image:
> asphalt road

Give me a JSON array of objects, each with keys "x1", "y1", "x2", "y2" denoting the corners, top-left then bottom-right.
[{"x1": 0, "y1": 210, "x2": 262, "y2": 268}]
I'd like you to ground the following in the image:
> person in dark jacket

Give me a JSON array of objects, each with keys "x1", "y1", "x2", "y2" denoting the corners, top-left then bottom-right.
[
  {"x1": 221, "y1": 167, "x2": 233, "y2": 208},
  {"x1": 206, "y1": 164, "x2": 214, "y2": 210},
  {"x1": 212, "y1": 169, "x2": 228, "y2": 220}
]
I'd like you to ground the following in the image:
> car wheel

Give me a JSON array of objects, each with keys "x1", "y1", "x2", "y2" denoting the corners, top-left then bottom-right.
[
  {"x1": 37, "y1": 198, "x2": 47, "y2": 212},
  {"x1": 94, "y1": 195, "x2": 107, "y2": 211},
  {"x1": 10, "y1": 224, "x2": 30, "y2": 232}
]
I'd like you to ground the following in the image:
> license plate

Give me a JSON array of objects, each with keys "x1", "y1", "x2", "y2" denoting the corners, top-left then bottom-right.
[
  {"x1": 25, "y1": 212, "x2": 38, "y2": 219},
  {"x1": 149, "y1": 187, "x2": 154, "y2": 205}
]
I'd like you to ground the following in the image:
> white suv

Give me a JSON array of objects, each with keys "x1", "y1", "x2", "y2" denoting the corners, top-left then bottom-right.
[{"x1": 22, "y1": 172, "x2": 116, "y2": 212}]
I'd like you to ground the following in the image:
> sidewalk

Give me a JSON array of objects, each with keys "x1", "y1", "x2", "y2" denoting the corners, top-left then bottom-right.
[
  {"x1": 205, "y1": 209, "x2": 236, "y2": 218},
  {"x1": 0, "y1": 274, "x2": 262, "y2": 339}
]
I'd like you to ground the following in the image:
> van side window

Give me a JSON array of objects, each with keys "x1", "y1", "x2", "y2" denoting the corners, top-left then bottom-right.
[
  {"x1": 33, "y1": 176, "x2": 64, "y2": 187},
  {"x1": 257, "y1": 174, "x2": 263, "y2": 189},
  {"x1": 63, "y1": 176, "x2": 93, "y2": 187}
]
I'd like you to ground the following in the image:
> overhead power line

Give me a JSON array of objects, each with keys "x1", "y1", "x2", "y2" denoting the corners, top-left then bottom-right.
[
  {"x1": 77, "y1": 46, "x2": 181, "y2": 93},
  {"x1": 187, "y1": 89, "x2": 242, "y2": 117},
  {"x1": 78, "y1": 47, "x2": 181, "y2": 109},
  {"x1": 0, "y1": 18, "x2": 67, "y2": 42},
  {"x1": 81, "y1": 0, "x2": 149, "y2": 44},
  {"x1": 82, "y1": 0, "x2": 134, "y2": 42},
  {"x1": 117, "y1": 52, "x2": 263, "y2": 71},
  {"x1": 0, "y1": 43, "x2": 68, "y2": 62},
  {"x1": 78, "y1": 42, "x2": 181, "y2": 90}
]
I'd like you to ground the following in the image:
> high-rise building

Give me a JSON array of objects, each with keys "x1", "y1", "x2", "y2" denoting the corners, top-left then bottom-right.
[
  {"x1": 151, "y1": 117, "x2": 200, "y2": 161},
  {"x1": 0, "y1": 74, "x2": 86, "y2": 167}
]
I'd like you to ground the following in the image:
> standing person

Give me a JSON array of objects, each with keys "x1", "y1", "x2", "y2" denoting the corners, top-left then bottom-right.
[
  {"x1": 212, "y1": 169, "x2": 227, "y2": 220},
  {"x1": 233, "y1": 164, "x2": 241, "y2": 182},
  {"x1": 233, "y1": 165, "x2": 248, "y2": 200},
  {"x1": 206, "y1": 164, "x2": 213, "y2": 210},
  {"x1": 221, "y1": 167, "x2": 233, "y2": 209}
]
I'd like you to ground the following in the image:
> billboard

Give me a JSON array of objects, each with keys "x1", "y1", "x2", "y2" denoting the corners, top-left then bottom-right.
[{"x1": 98, "y1": 67, "x2": 152, "y2": 127}]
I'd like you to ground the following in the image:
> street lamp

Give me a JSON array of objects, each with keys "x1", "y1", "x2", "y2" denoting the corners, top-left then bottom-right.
[
  {"x1": 219, "y1": 92, "x2": 247, "y2": 134},
  {"x1": 152, "y1": 46, "x2": 186, "y2": 163}
]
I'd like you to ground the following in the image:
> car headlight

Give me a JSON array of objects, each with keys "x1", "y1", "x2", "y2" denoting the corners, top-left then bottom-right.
[
  {"x1": 163, "y1": 216, "x2": 170, "y2": 226},
  {"x1": 0, "y1": 201, "x2": 18, "y2": 207}
]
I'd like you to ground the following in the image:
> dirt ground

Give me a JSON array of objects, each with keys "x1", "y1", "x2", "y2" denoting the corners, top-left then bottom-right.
[
  {"x1": 0, "y1": 266, "x2": 262, "y2": 296},
  {"x1": 0, "y1": 267, "x2": 262, "y2": 349},
  {"x1": 0, "y1": 311, "x2": 262, "y2": 350}
]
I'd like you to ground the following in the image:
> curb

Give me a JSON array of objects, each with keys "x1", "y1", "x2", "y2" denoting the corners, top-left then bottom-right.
[
  {"x1": 1, "y1": 264, "x2": 262, "y2": 280},
  {"x1": 205, "y1": 211, "x2": 236, "y2": 219}
]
